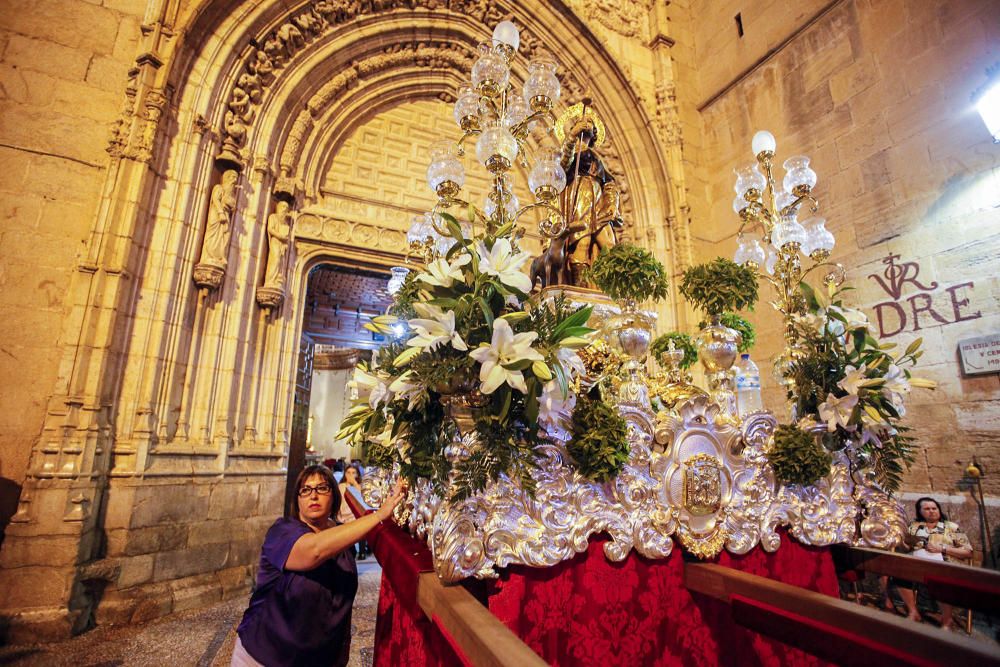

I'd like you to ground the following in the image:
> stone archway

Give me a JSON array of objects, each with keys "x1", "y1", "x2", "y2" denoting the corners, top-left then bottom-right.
[{"x1": 0, "y1": 0, "x2": 681, "y2": 639}]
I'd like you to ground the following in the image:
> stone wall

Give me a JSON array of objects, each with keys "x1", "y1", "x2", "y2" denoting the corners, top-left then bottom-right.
[
  {"x1": 666, "y1": 0, "x2": 1000, "y2": 519},
  {"x1": 0, "y1": 0, "x2": 143, "y2": 549}
]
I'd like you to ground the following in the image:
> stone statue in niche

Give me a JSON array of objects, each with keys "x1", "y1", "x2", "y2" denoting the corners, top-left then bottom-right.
[
  {"x1": 531, "y1": 103, "x2": 623, "y2": 290},
  {"x1": 263, "y1": 201, "x2": 293, "y2": 290},
  {"x1": 257, "y1": 199, "x2": 294, "y2": 309},
  {"x1": 193, "y1": 169, "x2": 239, "y2": 290}
]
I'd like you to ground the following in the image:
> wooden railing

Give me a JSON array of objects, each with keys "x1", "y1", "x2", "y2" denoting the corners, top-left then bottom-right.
[
  {"x1": 685, "y1": 561, "x2": 1000, "y2": 667},
  {"x1": 416, "y1": 572, "x2": 548, "y2": 667},
  {"x1": 834, "y1": 545, "x2": 1000, "y2": 613}
]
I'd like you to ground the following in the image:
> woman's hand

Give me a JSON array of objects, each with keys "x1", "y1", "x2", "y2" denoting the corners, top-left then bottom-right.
[
  {"x1": 375, "y1": 479, "x2": 406, "y2": 522},
  {"x1": 925, "y1": 541, "x2": 944, "y2": 554}
]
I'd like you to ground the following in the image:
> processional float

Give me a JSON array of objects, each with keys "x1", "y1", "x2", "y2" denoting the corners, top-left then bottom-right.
[{"x1": 336, "y1": 17, "x2": 950, "y2": 666}]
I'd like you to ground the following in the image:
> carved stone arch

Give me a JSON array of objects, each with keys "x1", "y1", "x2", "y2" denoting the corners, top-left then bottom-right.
[{"x1": 159, "y1": 0, "x2": 673, "y2": 245}]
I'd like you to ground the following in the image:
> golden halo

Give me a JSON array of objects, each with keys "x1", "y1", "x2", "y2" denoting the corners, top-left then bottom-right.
[{"x1": 555, "y1": 103, "x2": 607, "y2": 148}]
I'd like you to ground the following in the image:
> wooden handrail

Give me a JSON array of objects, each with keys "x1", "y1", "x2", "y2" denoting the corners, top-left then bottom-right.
[
  {"x1": 835, "y1": 545, "x2": 1000, "y2": 612},
  {"x1": 416, "y1": 573, "x2": 548, "y2": 667},
  {"x1": 685, "y1": 562, "x2": 1000, "y2": 667},
  {"x1": 347, "y1": 492, "x2": 546, "y2": 667}
]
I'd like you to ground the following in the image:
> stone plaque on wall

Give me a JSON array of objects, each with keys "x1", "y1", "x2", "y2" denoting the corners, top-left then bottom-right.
[{"x1": 958, "y1": 334, "x2": 1000, "y2": 376}]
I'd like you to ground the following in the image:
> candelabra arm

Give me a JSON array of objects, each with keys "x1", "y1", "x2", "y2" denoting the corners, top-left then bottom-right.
[
  {"x1": 456, "y1": 129, "x2": 481, "y2": 157},
  {"x1": 781, "y1": 193, "x2": 820, "y2": 217}
]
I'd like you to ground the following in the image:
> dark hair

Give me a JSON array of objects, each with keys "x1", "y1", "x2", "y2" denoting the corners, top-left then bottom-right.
[
  {"x1": 289, "y1": 464, "x2": 340, "y2": 521},
  {"x1": 915, "y1": 497, "x2": 946, "y2": 522},
  {"x1": 344, "y1": 463, "x2": 362, "y2": 483}
]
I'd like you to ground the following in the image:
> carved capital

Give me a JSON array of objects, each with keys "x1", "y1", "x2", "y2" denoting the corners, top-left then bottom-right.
[
  {"x1": 255, "y1": 285, "x2": 285, "y2": 310},
  {"x1": 192, "y1": 262, "x2": 225, "y2": 291}
]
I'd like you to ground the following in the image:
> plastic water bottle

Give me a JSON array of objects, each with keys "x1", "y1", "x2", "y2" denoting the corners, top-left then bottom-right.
[{"x1": 735, "y1": 353, "x2": 763, "y2": 416}]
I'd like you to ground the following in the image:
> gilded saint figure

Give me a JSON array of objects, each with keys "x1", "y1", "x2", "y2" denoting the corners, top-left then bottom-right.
[{"x1": 531, "y1": 103, "x2": 623, "y2": 289}]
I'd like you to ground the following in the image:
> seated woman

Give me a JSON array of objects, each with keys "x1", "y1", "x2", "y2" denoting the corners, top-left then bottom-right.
[
  {"x1": 897, "y1": 497, "x2": 973, "y2": 630},
  {"x1": 232, "y1": 464, "x2": 404, "y2": 666}
]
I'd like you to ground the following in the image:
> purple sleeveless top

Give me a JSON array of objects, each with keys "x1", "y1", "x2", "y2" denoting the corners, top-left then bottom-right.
[{"x1": 237, "y1": 518, "x2": 358, "y2": 667}]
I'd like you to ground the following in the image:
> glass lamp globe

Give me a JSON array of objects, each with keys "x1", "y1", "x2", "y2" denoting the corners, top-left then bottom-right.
[
  {"x1": 764, "y1": 244, "x2": 778, "y2": 275},
  {"x1": 775, "y1": 191, "x2": 797, "y2": 216},
  {"x1": 387, "y1": 266, "x2": 410, "y2": 295},
  {"x1": 528, "y1": 148, "x2": 567, "y2": 198},
  {"x1": 475, "y1": 120, "x2": 518, "y2": 167},
  {"x1": 732, "y1": 194, "x2": 750, "y2": 215},
  {"x1": 426, "y1": 141, "x2": 465, "y2": 194},
  {"x1": 523, "y1": 56, "x2": 560, "y2": 111},
  {"x1": 802, "y1": 217, "x2": 835, "y2": 256},
  {"x1": 771, "y1": 216, "x2": 809, "y2": 251},
  {"x1": 782, "y1": 156, "x2": 817, "y2": 194},
  {"x1": 492, "y1": 21, "x2": 520, "y2": 50},
  {"x1": 407, "y1": 214, "x2": 431, "y2": 245},
  {"x1": 471, "y1": 43, "x2": 509, "y2": 97},
  {"x1": 504, "y1": 94, "x2": 530, "y2": 130},
  {"x1": 453, "y1": 85, "x2": 480, "y2": 129},
  {"x1": 733, "y1": 236, "x2": 751, "y2": 265},
  {"x1": 733, "y1": 164, "x2": 766, "y2": 196},
  {"x1": 752, "y1": 130, "x2": 776, "y2": 156}
]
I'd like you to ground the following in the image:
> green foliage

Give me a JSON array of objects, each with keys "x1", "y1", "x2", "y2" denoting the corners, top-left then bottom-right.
[
  {"x1": 768, "y1": 424, "x2": 833, "y2": 486},
  {"x1": 650, "y1": 332, "x2": 698, "y2": 369},
  {"x1": 587, "y1": 243, "x2": 670, "y2": 303},
  {"x1": 680, "y1": 257, "x2": 758, "y2": 317},
  {"x1": 451, "y1": 412, "x2": 541, "y2": 501},
  {"x1": 567, "y1": 394, "x2": 630, "y2": 482},
  {"x1": 698, "y1": 313, "x2": 756, "y2": 353}
]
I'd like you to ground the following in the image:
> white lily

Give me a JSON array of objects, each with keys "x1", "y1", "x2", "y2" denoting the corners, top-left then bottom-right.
[
  {"x1": 406, "y1": 304, "x2": 468, "y2": 352},
  {"x1": 817, "y1": 393, "x2": 858, "y2": 432},
  {"x1": 388, "y1": 371, "x2": 427, "y2": 411},
  {"x1": 476, "y1": 238, "x2": 533, "y2": 293},
  {"x1": 554, "y1": 346, "x2": 586, "y2": 378},
  {"x1": 419, "y1": 253, "x2": 471, "y2": 289},
  {"x1": 348, "y1": 366, "x2": 390, "y2": 408},
  {"x1": 838, "y1": 364, "x2": 867, "y2": 396},
  {"x1": 882, "y1": 363, "x2": 911, "y2": 396},
  {"x1": 468, "y1": 318, "x2": 544, "y2": 394},
  {"x1": 538, "y1": 380, "x2": 576, "y2": 431}
]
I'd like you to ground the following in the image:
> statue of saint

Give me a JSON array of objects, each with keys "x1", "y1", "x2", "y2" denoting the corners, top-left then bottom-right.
[
  {"x1": 263, "y1": 200, "x2": 293, "y2": 291},
  {"x1": 531, "y1": 103, "x2": 623, "y2": 290},
  {"x1": 200, "y1": 169, "x2": 238, "y2": 269}
]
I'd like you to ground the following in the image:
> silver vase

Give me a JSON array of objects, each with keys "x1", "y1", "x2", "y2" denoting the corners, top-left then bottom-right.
[
  {"x1": 696, "y1": 315, "x2": 742, "y2": 416},
  {"x1": 606, "y1": 299, "x2": 653, "y2": 408}
]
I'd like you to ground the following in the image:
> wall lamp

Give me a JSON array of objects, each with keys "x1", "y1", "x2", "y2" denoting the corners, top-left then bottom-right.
[{"x1": 974, "y1": 63, "x2": 1000, "y2": 143}]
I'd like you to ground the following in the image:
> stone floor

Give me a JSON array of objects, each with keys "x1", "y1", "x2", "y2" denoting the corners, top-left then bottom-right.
[{"x1": 0, "y1": 560, "x2": 382, "y2": 667}]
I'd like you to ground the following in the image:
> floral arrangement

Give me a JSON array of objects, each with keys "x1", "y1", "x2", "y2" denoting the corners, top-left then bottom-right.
[
  {"x1": 650, "y1": 332, "x2": 698, "y2": 370},
  {"x1": 338, "y1": 214, "x2": 628, "y2": 499},
  {"x1": 778, "y1": 282, "x2": 936, "y2": 491},
  {"x1": 680, "y1": 257, "x2": 758, "y2": 317},
  {"x1": 587, "y1": 243, "x2": 670, "y2": 303}
]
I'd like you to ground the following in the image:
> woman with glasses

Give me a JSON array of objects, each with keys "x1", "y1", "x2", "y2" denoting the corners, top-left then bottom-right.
[{"x1": 232, "y1": 463, "x2": 405, "y2": 666}]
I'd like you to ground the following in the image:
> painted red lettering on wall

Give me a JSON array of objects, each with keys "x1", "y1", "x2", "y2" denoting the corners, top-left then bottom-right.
[{"x1": 868, "y1": 253, "x2": 981, "y2": 338}]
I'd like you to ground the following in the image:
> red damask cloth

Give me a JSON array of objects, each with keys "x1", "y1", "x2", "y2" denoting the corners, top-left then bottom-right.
[
  {"x1": 487, "y1": 535, "x2": 838, "y2": 666},
  {"x1": 371, "y1": 523, "x2": 839, "y2": 667}
]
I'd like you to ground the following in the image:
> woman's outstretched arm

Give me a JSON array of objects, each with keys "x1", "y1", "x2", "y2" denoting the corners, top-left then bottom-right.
[{"x1": 285, "y1": 480, "x2": 405, "y2": 571}]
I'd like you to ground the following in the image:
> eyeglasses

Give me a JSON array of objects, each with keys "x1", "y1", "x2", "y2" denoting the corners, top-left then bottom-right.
[{"x1": 298, "y1": 483, "x2": 332, "y2": 497}]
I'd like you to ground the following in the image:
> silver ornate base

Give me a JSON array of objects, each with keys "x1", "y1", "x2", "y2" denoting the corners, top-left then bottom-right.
[{"x1": 362, "y1": 395, "x2": 906, "y2": 583}]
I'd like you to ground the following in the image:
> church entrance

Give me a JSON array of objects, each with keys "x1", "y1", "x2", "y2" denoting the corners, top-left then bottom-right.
[{"x1": 284, "y1": 262, "x2": 394, "y2": 511}]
